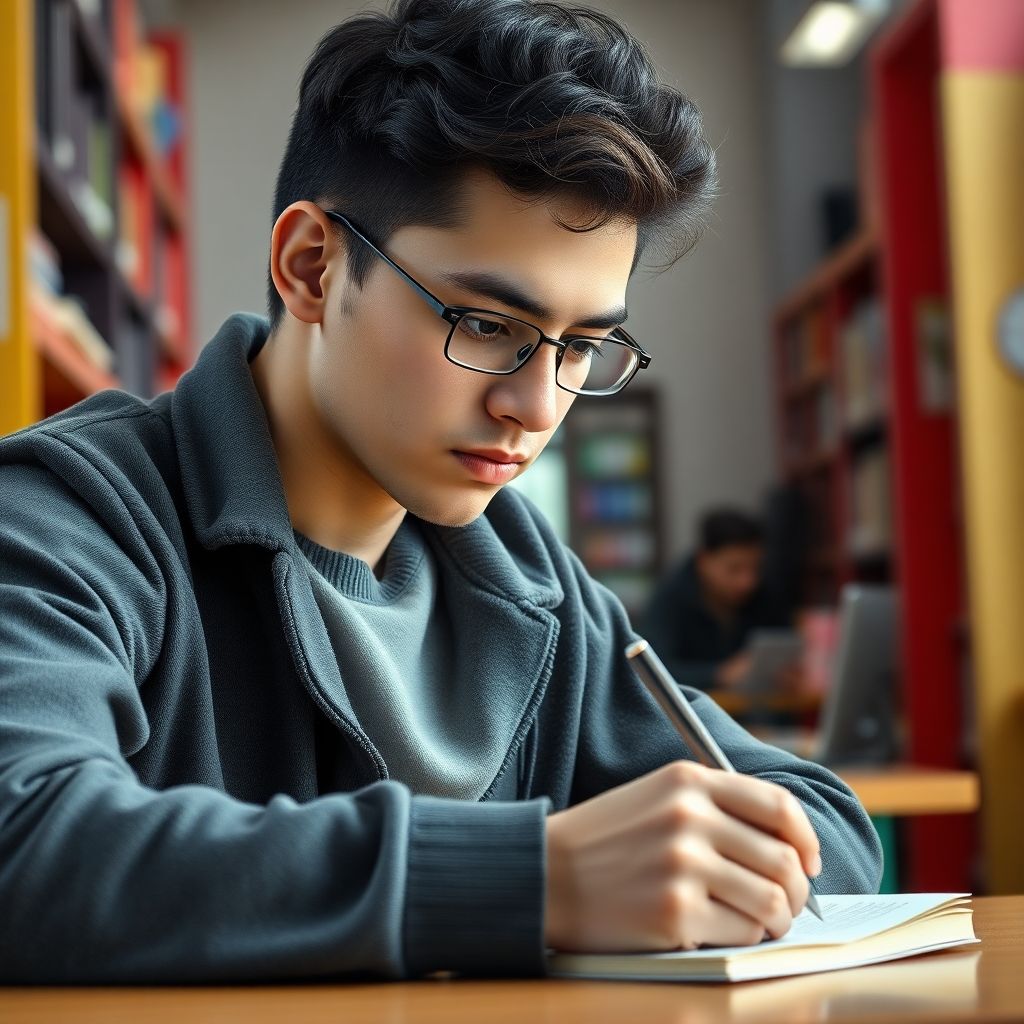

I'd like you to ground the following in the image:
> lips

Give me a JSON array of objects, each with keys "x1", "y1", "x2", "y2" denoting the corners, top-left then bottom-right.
[
  {"x1": 460, "y1": 448, "x2": 528, "y2": 464},
  {"x1": 452, "y1": 448, "x2": 527, "y2": 484}
]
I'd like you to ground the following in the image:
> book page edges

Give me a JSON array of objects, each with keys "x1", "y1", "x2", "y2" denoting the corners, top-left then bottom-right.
[{"x1": 548, "y1": 903, "x2": 977, "y2": 982}]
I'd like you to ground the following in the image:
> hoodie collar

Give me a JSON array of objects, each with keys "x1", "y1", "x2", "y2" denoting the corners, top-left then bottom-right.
[
  {"x1": 171, "y1": 313, "x2": 563, "y2": 609},
  {"x1": 172, "y1": 313, "x2": 292, "y2": 553}
]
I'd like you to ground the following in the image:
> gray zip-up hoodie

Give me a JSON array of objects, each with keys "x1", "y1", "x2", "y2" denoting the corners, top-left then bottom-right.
[{"x1": 0, "y1": 313, "x2": 881, "y2": 982}]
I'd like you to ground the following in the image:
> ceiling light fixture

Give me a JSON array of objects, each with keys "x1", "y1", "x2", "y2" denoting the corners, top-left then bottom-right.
[{"x1": 780, "y1": 0, "x2": 890, "y2": 67}]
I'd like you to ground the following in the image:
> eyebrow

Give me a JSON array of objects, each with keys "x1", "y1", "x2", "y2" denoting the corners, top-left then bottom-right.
[{"x1": 440, "y1": 270, "x2": 628, "y2": 331}]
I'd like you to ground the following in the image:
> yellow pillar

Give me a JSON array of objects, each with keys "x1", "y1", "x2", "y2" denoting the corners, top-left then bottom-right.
[
  {"x1": 0, "y1": 0, "x2": 40, "y2": 435},
  {"x1": 942, "y1": 71, "x2": 1024, "y2": 893}
]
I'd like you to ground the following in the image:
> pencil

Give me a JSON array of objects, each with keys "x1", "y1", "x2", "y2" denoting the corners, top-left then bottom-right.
[{"x1": 625, "y1": 637, "x2": 825, "y2": 922}]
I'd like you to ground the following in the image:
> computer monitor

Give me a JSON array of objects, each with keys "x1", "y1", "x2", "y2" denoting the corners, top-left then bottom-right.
[{"x1": 815, "y1": 584, "x2": 901, "y2": 767}]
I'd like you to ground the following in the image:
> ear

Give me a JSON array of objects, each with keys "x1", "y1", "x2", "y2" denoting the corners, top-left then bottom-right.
[{"x1": 269, "y1": 201, "x2": 345, "y2": 325}]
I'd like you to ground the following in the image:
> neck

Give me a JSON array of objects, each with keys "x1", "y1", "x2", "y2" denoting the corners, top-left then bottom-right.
[{"x1": 250, "y1": 320, "x2": 406, "y2": 571}]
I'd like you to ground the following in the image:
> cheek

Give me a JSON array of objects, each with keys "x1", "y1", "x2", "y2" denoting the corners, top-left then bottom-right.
[{"x1": 313, "y1": 305, "x2": 478, "y2": 445}]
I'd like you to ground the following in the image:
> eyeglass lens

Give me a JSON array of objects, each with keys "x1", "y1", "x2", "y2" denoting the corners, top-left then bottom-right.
[{"x1": 448, "y1": 311, "x2": 636, "y2": 394}]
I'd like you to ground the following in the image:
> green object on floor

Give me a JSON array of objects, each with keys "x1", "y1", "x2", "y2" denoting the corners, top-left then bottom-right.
[{"x1": 871, "y1": 815, "x2": 899, "y2": 893}]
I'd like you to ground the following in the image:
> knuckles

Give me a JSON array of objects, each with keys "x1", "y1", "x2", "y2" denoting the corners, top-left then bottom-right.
[
  {"x1": 664, "y1": 838, "x2": 703, "y2": 877},
  {"x1": 667, "y1": 790, "x2": 707, "y2": 830},
  {"x1": 664, "y1": 759, "x2": 704, "y2": 788}
]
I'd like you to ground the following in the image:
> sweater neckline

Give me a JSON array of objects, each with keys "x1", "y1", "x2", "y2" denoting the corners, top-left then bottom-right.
[{"x1": 292, "y1": 518, "x2": 425, "y2": 604}]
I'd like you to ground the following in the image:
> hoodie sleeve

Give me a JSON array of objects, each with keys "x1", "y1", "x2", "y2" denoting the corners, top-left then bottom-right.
[{"x1": 0, "y1": 461, "x2": 546, "y2": 982}]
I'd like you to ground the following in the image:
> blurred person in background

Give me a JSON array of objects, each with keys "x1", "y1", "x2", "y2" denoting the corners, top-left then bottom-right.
[{"x1": 641, "y1": 508, "x2": 794, "y2": 692}]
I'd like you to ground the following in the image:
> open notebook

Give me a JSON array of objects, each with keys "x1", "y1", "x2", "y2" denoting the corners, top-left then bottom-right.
[{"x1": 547, "y1": 893, "x2": 978, "y2": 983}]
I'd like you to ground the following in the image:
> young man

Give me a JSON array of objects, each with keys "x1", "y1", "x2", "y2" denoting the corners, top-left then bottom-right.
[
  {"x1": 641, "y1": 508, "x2": 795, "y2": 692},
  {"x1": 0, "y1": 0, "x2": 881, "y2": 982}
]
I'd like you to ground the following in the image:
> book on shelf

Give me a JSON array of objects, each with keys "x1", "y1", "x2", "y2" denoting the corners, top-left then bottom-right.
[
  {"x1": 784, "y1": 387, "x2": 837, "y2": 469},
  {"x1": 38, "y1": 0, "x2": 115, "y2": 242},
  {"x1": 85, "y1": 99, "x2": 114, "y2": 234},
  {"x1": 849, "y1": 447, "x2": 892, "y2": 556},
  {"x1": 817, "y1": 385, "x2": 838, "y2": 449},
  {"x1": 46, "y1": 0, "x2": 77, "y2": 176},
  {"x1": 842, "y1": 297, "x2": 887, "y2": 429},
  {"x1": 28, "y1": 228, "x2": 63, "y2": 296},
  {"x1": 915, "y1": 297, "x2": 955, "y2": 413},
  {"x1": 576, "y1": 481, "x2": 652, "y2": 522},
  {"x1": 548, "y1": 893, "x2": 977, "y2": 983},
  {"x1": 31, "y1": 286, "x2": 116, "y2": 375},
  {"x1": 160, "y1": 229, "x2": 187, "y2": 355},
  {"x1": 783, "y1": 305, "x2": 830, "y2": 385},
  {"x1": 580, "y1": 527, "x2": 655, "y2": 571},
  {"x1": 29, "y1": 227, "x2": 114, "y2": 375},
  {"x1": 114, "y1": 0, "x2": 184, "y2": 163}
]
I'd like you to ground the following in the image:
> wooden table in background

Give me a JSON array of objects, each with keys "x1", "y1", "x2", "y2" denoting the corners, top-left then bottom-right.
[
  {"x1": 706, "y1": 687, "x2": 980, "y2": 819},
  {"x1": 837, "y1": 764, "x2": 980, "y2": 817},
  {"x1": 3, "y1": 896, "x2": 1022, "y2": 1024}
]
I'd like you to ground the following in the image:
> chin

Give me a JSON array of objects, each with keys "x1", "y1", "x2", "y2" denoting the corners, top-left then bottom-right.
[{"x1": 402, "y1": 488, "x2": 497, "y2": 529}]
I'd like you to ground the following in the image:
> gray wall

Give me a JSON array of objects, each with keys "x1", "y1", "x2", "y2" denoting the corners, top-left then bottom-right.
[
  {"x1": 759, "y1": 0, "x2": 868, "y2": 300},
  {"x1": 178, "y1": 0, "x2": 787, "y2": 560}
]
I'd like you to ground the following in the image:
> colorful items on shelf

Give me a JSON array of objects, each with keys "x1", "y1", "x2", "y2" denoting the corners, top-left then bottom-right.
[
  {"x1": 16, "y1": 0, "x2": 193, "y2": 422},
  {"x1": 565, "y1": 394, "x2": 664, "y2": 619},
  {"x1": 29, "y1": 226, "x2": 116, "y2": 376}
]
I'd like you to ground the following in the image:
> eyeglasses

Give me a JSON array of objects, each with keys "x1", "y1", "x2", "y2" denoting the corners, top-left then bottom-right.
[{"x1": 323, "y1": 210, "x2": 651, "y2": 396}]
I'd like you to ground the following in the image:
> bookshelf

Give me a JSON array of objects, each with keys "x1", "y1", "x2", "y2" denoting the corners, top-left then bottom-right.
[
  {"x1": 0, "y1": 0, "x2": 192, "y2": 436},
  {"x1": 563, "y1": 388, "x2": 666, "y2": 622},
  {"x1": 771, "y1": 0, "x2": 975, "y2": 893}
]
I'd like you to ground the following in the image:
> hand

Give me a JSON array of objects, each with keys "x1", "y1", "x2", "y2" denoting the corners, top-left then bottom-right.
[
  {"x1": 714, "y1": 651, "x2": 753, "y2": 689},
  {"x1": 544, "y1": 760, "x2": 821, "y2": 953}
]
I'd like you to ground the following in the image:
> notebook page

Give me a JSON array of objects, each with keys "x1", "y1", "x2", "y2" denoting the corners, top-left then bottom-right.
[{"x1": 661, "y1": 893, "x2": 970, "y2": 959}]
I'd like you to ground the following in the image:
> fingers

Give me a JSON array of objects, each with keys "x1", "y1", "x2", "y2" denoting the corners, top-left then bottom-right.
[
  {"x1": 655, "y1": 767, "x2": 809, "y2": 933},
  {"x1": 689, "y1": 897, "x2": 767, "y2": 950},
  {"x1": 697, "y1": 767, "x2": 821, "y2": 877},
  {"x1": 699, "y1": 835, "x2": 804, "y2": 935}
]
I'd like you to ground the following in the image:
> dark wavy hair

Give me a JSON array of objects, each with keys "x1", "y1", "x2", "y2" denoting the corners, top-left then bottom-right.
[
  {"x1": 699, "y1": 509, "x2": 764, "y2": 553},
  {"x1": 267, "y1": 0, "x2": 718, "y2": 327}
]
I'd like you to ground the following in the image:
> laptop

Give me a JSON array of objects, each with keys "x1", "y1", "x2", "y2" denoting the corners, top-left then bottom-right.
[{"x1": 750, "y1": 584, "x2": 902, "y2": 767}]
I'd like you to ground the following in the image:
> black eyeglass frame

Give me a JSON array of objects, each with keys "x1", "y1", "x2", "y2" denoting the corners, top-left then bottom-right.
[{"x1": 323, "y1": 209, "x2": 652, "y2": 397}]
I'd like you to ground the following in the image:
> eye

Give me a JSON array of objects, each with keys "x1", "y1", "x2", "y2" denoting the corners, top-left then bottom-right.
[
  {"x1": 563, "y1": 336, "x2": 605, "y2": 362},
  {"x1": 458, "y1": 316, "x2": 509, "y2": 341}
]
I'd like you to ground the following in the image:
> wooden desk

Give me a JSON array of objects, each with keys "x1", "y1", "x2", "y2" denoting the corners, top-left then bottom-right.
[
  {"x1": 3, "y1": 896, "x2": 1021, "y2": 1024},
  {"x1": 710, "y1": 689, "x2": 822, "y2": 717},
  {"x1": 836, "y1": 764, "x2": 980, "y2": 817}
]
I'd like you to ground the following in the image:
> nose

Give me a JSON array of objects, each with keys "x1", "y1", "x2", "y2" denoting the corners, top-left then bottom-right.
[{"x1": 484, "y1": 340, "x2": 562, "y2": 433}]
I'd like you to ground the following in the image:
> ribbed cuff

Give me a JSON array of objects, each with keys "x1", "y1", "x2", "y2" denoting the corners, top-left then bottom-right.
[{"x1": 404, "y1": 796, "x2": 549, "y2": 977}]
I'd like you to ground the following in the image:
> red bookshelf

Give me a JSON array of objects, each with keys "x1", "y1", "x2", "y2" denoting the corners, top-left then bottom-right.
[
  {"x1": 870, "y1": 0, "x2": 972, "y2": 894},
  {"x1": 772, "y1": 0, "x2": 975, "y2": 892}
]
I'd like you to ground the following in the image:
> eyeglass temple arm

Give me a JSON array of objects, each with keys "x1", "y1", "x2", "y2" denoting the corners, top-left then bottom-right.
[
  {"x1": 615, "y1": 326, "x2": 651, "y2": 368},
  {"x1": 323, "y1": 210, "x2": 447, "y2": 316}
]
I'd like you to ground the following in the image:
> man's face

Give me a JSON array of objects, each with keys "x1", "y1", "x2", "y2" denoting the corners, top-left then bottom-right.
[
  {"x1": 310, "y1": 170, "x2": 638, "y2": 527},
  {"x1": 696, "y1": 544, "x2": 764, "y2": 609}
]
